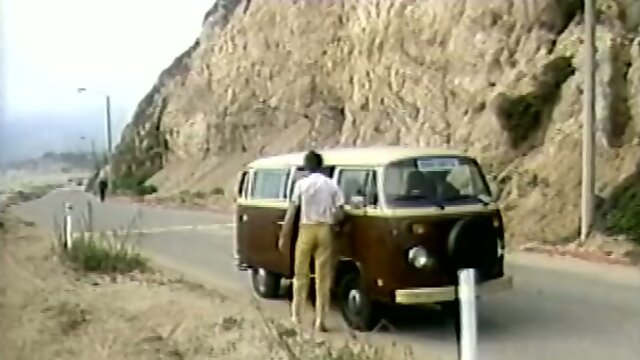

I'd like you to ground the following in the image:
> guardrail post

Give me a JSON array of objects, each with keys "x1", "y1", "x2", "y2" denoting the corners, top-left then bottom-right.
[
  {"x1": 458, "y1": 268, "x2": 478, "y2": 360},
  {"x1": 64, "y1": 202, "x2": 73, "y2": 249}
]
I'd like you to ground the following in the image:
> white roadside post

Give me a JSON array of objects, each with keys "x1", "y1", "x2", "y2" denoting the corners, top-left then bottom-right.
[
  {"x1": 64, "y1": 202, "x2": 73, "y2": 249},
  {"x1": 458, "y1": 268, "x2": 478, "y2": 360}
]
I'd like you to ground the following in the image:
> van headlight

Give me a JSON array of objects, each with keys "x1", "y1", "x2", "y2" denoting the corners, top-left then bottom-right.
[{"x1": 408, "y1": 246, "x2": 433, "y2": 269}]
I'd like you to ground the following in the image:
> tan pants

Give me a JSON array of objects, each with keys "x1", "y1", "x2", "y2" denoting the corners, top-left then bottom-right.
[{"x1": 291, "y1": 223, "x2": 334, "y2": 326}]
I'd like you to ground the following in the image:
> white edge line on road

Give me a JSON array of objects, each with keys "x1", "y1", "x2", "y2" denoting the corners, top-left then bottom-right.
[{"x1": 73, "y1": 223, "x2": 236, "y2": 238}]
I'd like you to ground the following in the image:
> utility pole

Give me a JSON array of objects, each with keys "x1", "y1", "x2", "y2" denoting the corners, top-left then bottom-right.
[
  {"x1": 105, "y1": 95, "x2": 113, "y2": 188},
  {"x1": 90, "y1": 140, "x2": 97, "y2": 172},
  {"x1": 580, "y1": 0, "x2": 597, "y2": 242},
  {"x1": 77, "y1": 87, "x2": 114, "y2": 189},
  {"x1": 105, "y1": 95, "x2": 113, "y2": 158}
]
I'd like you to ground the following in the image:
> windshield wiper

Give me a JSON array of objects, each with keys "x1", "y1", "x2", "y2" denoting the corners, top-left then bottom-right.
[{"x1": 475, "y1": 195, "x2": 490, "y2": 206}]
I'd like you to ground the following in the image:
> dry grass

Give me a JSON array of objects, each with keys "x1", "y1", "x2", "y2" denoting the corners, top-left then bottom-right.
[
  {"x1": 61, "y1": 233, "x2": 149, "y2": 274},
  {"x1": 0, "y1": 208, "x2": 419, "y2": 360}
]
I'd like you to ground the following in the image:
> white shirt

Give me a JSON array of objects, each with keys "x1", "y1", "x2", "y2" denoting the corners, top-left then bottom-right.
[
  {"x1": 291, "y1": 172, "x2": 344, "y2": 225},
  {"x1": 98, "y1": 165, "x2": 110, "y2": 181}
]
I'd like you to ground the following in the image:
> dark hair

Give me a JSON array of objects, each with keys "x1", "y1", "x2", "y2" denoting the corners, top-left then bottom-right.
[{"x1": 303, "y1": 150, "x2": 323, "y2": 172}]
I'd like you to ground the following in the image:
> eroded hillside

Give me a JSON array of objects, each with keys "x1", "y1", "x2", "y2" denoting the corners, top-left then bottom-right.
[{"x1": 112, "y1": 0, "x2": 640, "y2": 248}]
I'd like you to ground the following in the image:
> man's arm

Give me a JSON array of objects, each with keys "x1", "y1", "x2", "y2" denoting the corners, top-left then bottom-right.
[{"x1": 332, "y1": 181, "x2": 346, "y2": 225}]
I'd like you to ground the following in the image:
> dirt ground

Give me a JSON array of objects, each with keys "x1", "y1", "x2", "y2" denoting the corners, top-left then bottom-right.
[{"x1": 0, "y1": 209, "x2": 416, "y2": 360}]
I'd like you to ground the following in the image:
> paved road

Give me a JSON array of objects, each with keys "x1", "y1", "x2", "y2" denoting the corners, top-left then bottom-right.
[{"x1": 12, "y1": 189, "x2": 640, "y2": 360}]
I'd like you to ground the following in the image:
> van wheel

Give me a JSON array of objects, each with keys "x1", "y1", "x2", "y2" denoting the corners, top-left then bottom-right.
[
  {"x1": 338, "y1": 273, "x2": 380, "y2": 331},
  {"x1": 250, "y1": 267, "x2": 281, "y2": 299}
]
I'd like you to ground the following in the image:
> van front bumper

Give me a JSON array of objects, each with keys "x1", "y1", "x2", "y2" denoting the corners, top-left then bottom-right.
[{"x1": 394, "y1": 275, "x2": 513, "y2": 305}]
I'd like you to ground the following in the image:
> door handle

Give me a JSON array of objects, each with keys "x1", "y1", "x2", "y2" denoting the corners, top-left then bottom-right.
[
  {"x1": 276, "y1": 220, "x2": 285, "y2": 225},
  {"x1": 240, "y1": 214, "x2": 248, "y2": 222}
]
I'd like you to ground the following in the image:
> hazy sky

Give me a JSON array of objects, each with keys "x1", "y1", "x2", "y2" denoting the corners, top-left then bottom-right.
[{"x1": 1, "y1": 0, "x2": 212, "y2": 159}]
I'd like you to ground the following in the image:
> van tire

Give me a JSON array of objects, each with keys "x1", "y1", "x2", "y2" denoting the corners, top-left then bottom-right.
[
  {"x1": 439, "y1": 300, "x2": 460, "y2": 317},
  {"x1": 250, "y1": 267, "x2": 281, "y2": 299},
  {"x1": 338, "y1": 272, "x2": 380, "y2": 331},
  {"x1": 447, "y1": 217, "x2": 499, "y2": 272}
]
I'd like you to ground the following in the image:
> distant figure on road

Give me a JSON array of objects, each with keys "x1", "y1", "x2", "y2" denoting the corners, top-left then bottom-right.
[
  {"x1": 279, "y1": 150, "x2": 345, "y2": 332},
  {"x1": 97, "y1": 166, "x2": 109, "y2": 202}
]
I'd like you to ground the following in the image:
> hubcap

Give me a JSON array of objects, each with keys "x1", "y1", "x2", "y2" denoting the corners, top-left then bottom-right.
[
  {"x1": 347, "y1": 288, "x2": 362, "y2": 313},
  {"x1": 256, "y1": 268, "x2": 267, "y2": 292}
]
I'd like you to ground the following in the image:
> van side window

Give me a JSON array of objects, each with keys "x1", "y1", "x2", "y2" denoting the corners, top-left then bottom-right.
[
  {"x1": 338, "y1": 169, "x2": 377, "y2": 205},
  {"x1": 251, "y1": 169, "x2": 290, "y2": 200}
]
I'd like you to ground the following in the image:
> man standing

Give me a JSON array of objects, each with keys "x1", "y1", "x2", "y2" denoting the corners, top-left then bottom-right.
[
  {"x1": 97, "y1": 165, "x2": 109, "y2": 202},
  {"x1": 279, "y1": 150, "x2": 345, "y2": 332}
]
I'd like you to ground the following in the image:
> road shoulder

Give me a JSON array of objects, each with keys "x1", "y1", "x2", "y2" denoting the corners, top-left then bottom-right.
[
  {"x1": 0, "y1": 208, "x2": 418, "y2": 360},
  {"x1": 507, "y1": 250, "x2": 640, "y2": 288}
]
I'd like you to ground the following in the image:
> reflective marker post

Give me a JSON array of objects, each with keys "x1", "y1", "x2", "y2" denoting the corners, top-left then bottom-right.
[
  {"x1": 64, "y1": 202, "x2": 73, "y2": 249},
  {"x1": 458, "y1": 268, "x2": 478, "y2": 360}
]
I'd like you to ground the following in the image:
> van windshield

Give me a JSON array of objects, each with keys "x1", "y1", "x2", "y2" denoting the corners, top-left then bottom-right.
[{"x1": 382, "y1": 156, "x2": 491, "y2": 208}]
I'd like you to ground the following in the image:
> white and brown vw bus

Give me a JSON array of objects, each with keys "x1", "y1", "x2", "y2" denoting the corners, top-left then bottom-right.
[{"x1": 233, "y1": 146, "x2": 513, "y2": 331}]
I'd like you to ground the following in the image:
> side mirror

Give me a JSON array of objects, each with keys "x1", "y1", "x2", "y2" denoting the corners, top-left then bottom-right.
[
  {"x1": 235, "y1": 171, "x2": 247, "y2": 199},
  {"x1": 349, "y1": 195, "x2": 365, "y2": 209}
]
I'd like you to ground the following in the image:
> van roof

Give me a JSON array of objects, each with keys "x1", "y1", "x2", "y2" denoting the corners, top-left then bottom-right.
[{"x1": 247, "y1": 146, "x2": 468, "y2": 168}]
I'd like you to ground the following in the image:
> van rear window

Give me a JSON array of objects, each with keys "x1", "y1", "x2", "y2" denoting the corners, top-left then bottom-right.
[{"x1": 250, "y1": 169, "x2": 290, "y2": 200}]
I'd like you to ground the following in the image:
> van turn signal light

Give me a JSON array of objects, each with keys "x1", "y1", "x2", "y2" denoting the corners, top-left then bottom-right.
[{"x1": 411, "y1": 223, "x2": 427, "y2": 235}]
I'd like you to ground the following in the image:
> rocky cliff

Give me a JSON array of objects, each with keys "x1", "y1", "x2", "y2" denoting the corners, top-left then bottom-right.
[{"x1": 112, "y1": 0, "x2": 640, "y2": 249}]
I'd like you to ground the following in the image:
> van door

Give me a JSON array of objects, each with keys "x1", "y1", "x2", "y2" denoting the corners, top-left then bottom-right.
[
  {"x1": 335, "y1": 168, "x2": 384, "y2": 289},
  {"x1": 244, "y1": 168, "x2": 290, "y2": 273}
]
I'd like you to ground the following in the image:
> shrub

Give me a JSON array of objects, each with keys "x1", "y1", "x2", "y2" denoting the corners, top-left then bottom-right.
[
  {"x1": 49, "y1": 301, "x2": 90, "y2": 335},
  {"x1": 211, "y1": 187, "x2": 225, "y2": 196},
  {"x1": 177, "y1": 188, "x2": 224, "y2": 201},
  {"x1": 192, "y1": 190, "x2": 207, "y2": 199},
  {"x1": 52, "y1": 201, "x2": 148, "y2": 274},
  {"x1": 556, "y1": 0, "x2": 584, "y2": 34},
  {"x1": 112, "y1": 176, "x2": 158, "y2": 197},
  {"x1": 134, "y1": 184, "x2": 158, "y2": 196},
  {"x1": 605, "y1": 182, "x2": 640, "y2": 244},
  {"x1": 495, "y1": 56, "x2": 575, "y2": 148},
  {"x1": 11, "y1": 184, "x2": 61, "y2": 202},
  {"x1": 61, "y1": 233, "x2": 148, "y2": 274}
]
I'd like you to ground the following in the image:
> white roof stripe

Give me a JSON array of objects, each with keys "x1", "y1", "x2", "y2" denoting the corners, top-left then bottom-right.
[{"x1": 247, "y1": 146, "x2": 468, "y2": 168}]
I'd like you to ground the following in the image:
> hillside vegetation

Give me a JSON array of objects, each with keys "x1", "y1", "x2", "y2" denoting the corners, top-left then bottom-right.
[{"x1": 112, "y1": 0, "x2": 640, "y2": 248}]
